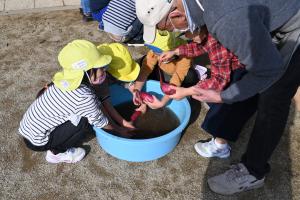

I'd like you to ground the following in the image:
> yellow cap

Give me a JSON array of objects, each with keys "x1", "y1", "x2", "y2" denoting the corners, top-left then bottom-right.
[
  {"x1": 97, "y1": 43, "x2": 140, "y2": 82},
  {"x1": 150, "y1": 30, "x2": 186, "y2": 51},
  {"x1": 53, "y1": 40, "x2": 112, "y2": 91}
]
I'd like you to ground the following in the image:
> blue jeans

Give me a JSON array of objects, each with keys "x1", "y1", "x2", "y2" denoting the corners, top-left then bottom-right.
[{"x1": 81, "y1": 0, "x2": 91, "y2": 15}]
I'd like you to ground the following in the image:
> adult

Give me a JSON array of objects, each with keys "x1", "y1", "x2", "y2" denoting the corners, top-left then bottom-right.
[{"x1": 136, "y1": 0, "x2": 300, "y2": 195}]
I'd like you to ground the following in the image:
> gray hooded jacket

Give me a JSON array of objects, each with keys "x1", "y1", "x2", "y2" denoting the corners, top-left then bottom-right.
[{"x1": 185, "y1": 0, "x2": 300, "y2": 103}]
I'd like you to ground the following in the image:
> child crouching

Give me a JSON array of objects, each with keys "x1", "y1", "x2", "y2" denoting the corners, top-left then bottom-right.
[{"x1": 19, "y1": 40, "x2": 130, "y2": 164}]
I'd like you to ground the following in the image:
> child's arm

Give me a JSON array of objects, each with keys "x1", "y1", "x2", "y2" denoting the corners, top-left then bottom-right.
[
  {"x1": 195, "y1": 35, "x2": 240, "y2": 91},
  {"x1": 101, "y1": 99, "x2": 135, "y2": 129},
  {"x1": 159, "y1": 49, "x2": 180, "y2": 64},
  {"x1": 159, "y1": 42, "x2": 206, "y2": 65},
  {"x1": 131, "y1": 51, "x2": 158, "y2": 105},
  {"x1": 177, "y1": 42, "x2": 206, "y2": 58},
  {"x1": 135, "y1": 51, "x2": 158, "y2": 88},
  {"x1": 102, "y1": 123, "x2": 132, "y2": 138}
]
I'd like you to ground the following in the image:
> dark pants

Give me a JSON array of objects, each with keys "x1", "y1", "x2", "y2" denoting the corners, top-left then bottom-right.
[
  {"x1": 148, "y1": 65, "x2": 199, "y2": 87},
  {"x1": 241, "y1": 46, "x2": 300, "y2": 179},
  {"x1": 201, "y1": 68, "x2": 258, "y2": 141},
  {"x1": 202, "y1": 47, "x2": 300, "y2": 179},
  {"x1": 24, "y1": 117, "x2": 93, "y2": 154}
]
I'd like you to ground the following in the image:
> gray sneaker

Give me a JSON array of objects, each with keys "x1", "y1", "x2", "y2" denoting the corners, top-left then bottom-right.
[{"x1": 207, "y1": 163, "x2": 265, "y2": 195}]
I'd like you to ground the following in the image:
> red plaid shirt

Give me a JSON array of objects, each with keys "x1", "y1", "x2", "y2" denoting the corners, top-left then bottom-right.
[{"x1": 178, "y1": 34, "x2": 244, "y2": 91}]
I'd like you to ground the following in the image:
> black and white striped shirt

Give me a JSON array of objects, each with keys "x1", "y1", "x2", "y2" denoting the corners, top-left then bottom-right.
[
  {"x1": 102, "y1": 0, "x2": 137, "y2": 30},
  {"x1": 19, "y1": 85, "x2": 108, "y2": 146}
]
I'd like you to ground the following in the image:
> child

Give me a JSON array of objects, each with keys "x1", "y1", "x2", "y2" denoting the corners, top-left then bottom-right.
[
  {"x1": 160, "y1": 27, "x2": 257, "y2": 159},
  {"x1": 18, "y1": 40, "x2": 133, "y2": 164},
  {"x1": 95, "y1": 42, "x2": 145, "y2": 127},
  {"x1": 132, "y1": 30, "x2": 198, "y2": 109},
  {"x1": 93, "y1": 0, "x2": 143, "y2": 44}
]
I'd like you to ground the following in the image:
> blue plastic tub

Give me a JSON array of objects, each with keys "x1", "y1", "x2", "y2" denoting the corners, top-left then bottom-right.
[{"x1": 94, "y1": 80, "x2": 191, "y2": 162}]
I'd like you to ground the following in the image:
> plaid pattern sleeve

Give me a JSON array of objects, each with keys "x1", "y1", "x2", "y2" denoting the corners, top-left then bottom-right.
[
  {"x1": 178, "y1": 42, "x2": 207, "y2": 57},
  {"x1": 196, "y1": 34, "x2": 244, "y2": 91}
]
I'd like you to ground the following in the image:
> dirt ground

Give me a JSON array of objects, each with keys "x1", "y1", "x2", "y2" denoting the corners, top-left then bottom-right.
[{"x1": 1, "y1": 10, "x2": 300, "y2": 200}]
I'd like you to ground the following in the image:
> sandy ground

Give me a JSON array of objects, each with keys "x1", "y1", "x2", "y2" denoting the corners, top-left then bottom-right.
[{"x1": 0, "y1": 10, "x2": 300, "y2": 200}]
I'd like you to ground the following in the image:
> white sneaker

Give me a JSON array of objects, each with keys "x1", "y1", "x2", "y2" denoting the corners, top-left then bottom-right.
[
  {"x1": 45, "y1": 147, "x2": 86, "y2": 164},
  {"x1": 208, "y1": 163, "x2": 265, "y2": 195},
  {"x1": 194, "y1": 138, "x2": 230, "y2": 158}
]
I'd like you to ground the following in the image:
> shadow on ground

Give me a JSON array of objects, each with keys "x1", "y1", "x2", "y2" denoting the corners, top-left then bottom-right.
[{"x1": 0, "y1": 9, "x2": 300, "y2": 200}]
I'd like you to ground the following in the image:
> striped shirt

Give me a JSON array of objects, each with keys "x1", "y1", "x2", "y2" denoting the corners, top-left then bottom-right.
[
  {"x1": 102, "y1": 0, "x2": 136, "y2": 30},
  {"x1": 19, "y1": 84, "x2": 108, "y2": 146}
]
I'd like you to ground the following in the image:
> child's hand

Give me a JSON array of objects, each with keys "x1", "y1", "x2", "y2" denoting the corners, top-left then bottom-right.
[
  {"x1": 144, "y1": 95, "x2": 164, "y2": 109},
  {"x1": 122, "y1": 119, "x2": 136, "y2": 129},
  {"x1": 136, "y1": 103, "x2": 147, "y2": 114},
  {"x1": 117, "y1": 126, "x2": 134, "y2": 138},
  {"x1": 132, "y1": 89, "x2": 142, "y2": 105},
  {"x1": 159, "y1": 50, "x2": 176, "y2": 65}
]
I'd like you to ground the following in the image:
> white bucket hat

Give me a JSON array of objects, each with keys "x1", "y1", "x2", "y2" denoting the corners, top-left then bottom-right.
[{"x1": 136, "y1": 0, "x2": 174, "y2": 43}]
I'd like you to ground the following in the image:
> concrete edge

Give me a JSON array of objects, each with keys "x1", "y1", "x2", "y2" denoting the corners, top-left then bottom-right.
[{"x1": 0, "y1": 5, "x2": 80, "y2": 16}]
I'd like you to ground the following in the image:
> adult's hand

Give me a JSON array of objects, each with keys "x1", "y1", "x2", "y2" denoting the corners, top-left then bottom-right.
[
  {"x1": 144, "y1": 95, "x2": 164, "y2": 109},
  {"x1": 191, "y1": 87, "x2": 223, "y2": 103},
  {"x1": 168, "y1": 85, "x2": 195, "y2": 100}
]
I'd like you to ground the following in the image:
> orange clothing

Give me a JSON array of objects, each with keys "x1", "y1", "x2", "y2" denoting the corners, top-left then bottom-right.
[{"x1": 138, "y1": 50, "x2": 192, "y2": 86}]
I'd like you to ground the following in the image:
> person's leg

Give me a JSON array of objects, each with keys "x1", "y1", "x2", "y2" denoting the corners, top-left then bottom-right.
[
  {"x1": 241, "y1": 47, "x2": 300, "y2": 179},
  {"x1": 195, "y1": 68, "x2": 258, "y2": 158},
  {"x1": 207, "y1": 46, "x2": 300, "y2": 195},
  {"x1": 181, "y1": 67, "x2": 199, "y2": 87},
  {"x1": 195, "y1": 96, "x2": 257, "y2": 158},
  {"x1": 48, "y1": 117, "x2": 93, "y2": 153},
  {"x1": 45, "y1": 117, "x2": 94, "y2": 163},
  {"x1": 201, "y1": 96, "x2": 258, "y2": 142},
  {"x1": 81, "y1": 0, "x2": 91, "y2": 15},
  {"x1": 81, "y1": 0, "x2": 93, "y2": 22},
  {"x1": 123, "y1": 18, "x2": 144, "y2": 44},
  {"x1": 23, "y1": 118, "x2": 91, "y2": 153}
]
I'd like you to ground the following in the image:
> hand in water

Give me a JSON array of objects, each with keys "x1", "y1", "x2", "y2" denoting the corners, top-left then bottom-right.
[
  {"x1": 122, "y1": 119, "x2": 136, "y2": 129},
  {"x1": 136, "y1": 103, "x2": 147, "y2": 114},
  {"x1": 116, "y1": 125, "x2": 135, "y2": 138}
]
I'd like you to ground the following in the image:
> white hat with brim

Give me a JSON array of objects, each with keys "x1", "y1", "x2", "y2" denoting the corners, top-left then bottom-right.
[
  {"x1": 136, "y1": 0, "x2": 174, "y2": 43},
  {"x1": 143, "y1": 25, "x2": 157, "y2": 44}
]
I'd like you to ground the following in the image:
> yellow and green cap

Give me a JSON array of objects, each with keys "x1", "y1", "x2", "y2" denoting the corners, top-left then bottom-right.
[
  {"x1": 150, "y1": 30, "x2": 187, "y2": 51},
  {"x1": 53, "y1": 40, "x2": 112, "y2": 91},
  {"x1": 97, "y1": 43, "x2": 140, "y2": 82}
]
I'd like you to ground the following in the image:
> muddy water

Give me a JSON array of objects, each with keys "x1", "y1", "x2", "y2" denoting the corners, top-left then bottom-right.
[{"x1": 115, "y1": 102, "x2": 180, "y2": 139}]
